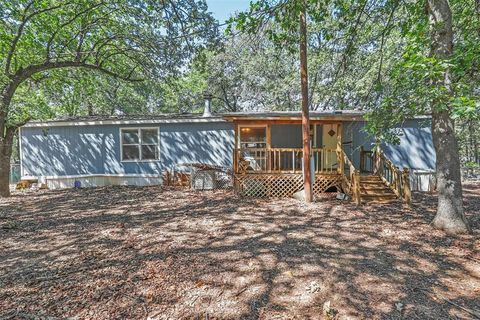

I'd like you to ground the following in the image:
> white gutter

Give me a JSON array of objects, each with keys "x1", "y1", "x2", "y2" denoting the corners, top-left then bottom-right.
[{"x1": 23, "y1": 117, "x2": 227, "y2": 128}]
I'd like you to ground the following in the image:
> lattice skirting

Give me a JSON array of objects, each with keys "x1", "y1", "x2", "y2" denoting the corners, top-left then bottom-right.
[
  {"x1": 313, "y1": 174, "x2": 343, "y2": 195},
  {"x1": 234, "y1": 174, "x2": 342, "y2": 198}
]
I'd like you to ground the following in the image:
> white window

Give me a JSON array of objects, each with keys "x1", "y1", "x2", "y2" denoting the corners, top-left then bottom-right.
[{"x1": 120, "y1": 128, "x2": 159, "y2": 161}]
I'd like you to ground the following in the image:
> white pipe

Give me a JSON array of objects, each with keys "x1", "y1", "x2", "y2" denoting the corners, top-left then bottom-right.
[{"x1": 203, "y1": 94, "x2": 212, "y2": 117}]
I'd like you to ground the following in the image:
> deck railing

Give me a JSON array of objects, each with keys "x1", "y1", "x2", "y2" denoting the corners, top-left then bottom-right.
[
  {"x1": 338, "y1": 149, "x2": 361, "y2": 205},
  {"x1": 234, "y1": 144, "x2": 412, "y2": 204},
  {"x1": 374, "y1": 147, "x2": 412, "y2": 205},
  {"x1": 235, "y1": 147, "x2": 338, "y2": 174}
]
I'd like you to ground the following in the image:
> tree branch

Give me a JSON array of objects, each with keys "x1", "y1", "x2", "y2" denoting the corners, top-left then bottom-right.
[
  {"x1": 5, "y1": 1, "x2": 72, "y2": 76},
  {"x1": 9, "y1": 117, "x2": 31, "y2": 134},
  {"x1": 376, "y1": 0, "x2": 400, "y2": 84},
  {"x1": 168, "y1": 1, "x2": 194, "y2": 52},
  {"x1": 14, "y1": 61, "x2": 143, "y2": 85},
  {"x1": 46, "y1": 2, "x2": 107, "y2": 61},
  {"x1": 333, "y1": 0, "x2": 369, "y2": 81}
]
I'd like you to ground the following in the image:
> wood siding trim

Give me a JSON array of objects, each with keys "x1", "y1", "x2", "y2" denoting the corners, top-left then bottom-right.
[
  {"x1": 225, "y1": 117, "x2": 364, "y2": 123},
  {"x1": 229, "y1": 119, "x2": 353, "y2": 125}
]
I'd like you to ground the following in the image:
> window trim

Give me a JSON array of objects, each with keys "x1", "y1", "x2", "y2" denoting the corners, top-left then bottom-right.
[{"x1": 119, "y1": 127, "x2": 160, "y2": 162}]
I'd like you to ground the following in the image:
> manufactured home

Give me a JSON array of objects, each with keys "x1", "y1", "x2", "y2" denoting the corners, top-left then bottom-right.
[{"x1": 19, "y1": 109, "x2": 436, "y2": 202}]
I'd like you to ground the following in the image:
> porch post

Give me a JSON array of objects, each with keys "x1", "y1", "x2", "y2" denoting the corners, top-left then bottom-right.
[
  {"x1": 233, "y1": 124, "x2": 238, "y2": 174},
  {"x1": 337, "y1": 123, "x2": 344, "y2": 175},
  {"x1": 402, "y1": 168, "x2": 412, "y2": 206},
  {"x1": 266, "y1": 124, "x2": 271, "y2": 173}
]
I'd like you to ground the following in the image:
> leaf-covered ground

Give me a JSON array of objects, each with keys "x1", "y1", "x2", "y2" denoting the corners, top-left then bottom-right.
[{"x1": 0, "y1": 183, "x2": 479, "y2": 319}]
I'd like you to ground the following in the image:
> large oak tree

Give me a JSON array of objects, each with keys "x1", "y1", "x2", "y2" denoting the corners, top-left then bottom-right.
[
  {"x1": 367, "y1": 0, "x2": 477, "y2": 234},
  {"x1": 0, "y1": 0, "x2": 217, "y2": 196},
  {"x1": 427, "y1": 0, "x2": 470, "y2": 233}
]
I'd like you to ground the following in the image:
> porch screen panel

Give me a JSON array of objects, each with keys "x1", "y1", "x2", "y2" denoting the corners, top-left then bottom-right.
[
  {"x1": 239, "y1": 127, "x2": 267, "y2": 171},
  {"x1": 270, "y1": 125, "x2": 302, "y2": 148}
]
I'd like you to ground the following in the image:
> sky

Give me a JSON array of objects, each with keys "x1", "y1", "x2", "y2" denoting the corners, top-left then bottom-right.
[{"x1": 206, "y1": 0, "x2": 251, "y2": 23}]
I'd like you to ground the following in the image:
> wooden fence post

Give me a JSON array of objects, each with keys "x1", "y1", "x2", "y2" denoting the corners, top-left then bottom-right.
[
  {"x1": 402, "y1": 168, "x2": 412, "y2": 206},
  {"x1": 353, "y1": 170, "x2": 361, "y2": 206},
  {"x1": 394, "y1": 167, "x2": 401, "y2": 197},
  {"x1": 337, "y1": 123, "x2": 344, "y2": 175},
  {"x1": 373, "y1": 149, "x2": 382, "y2": 175},
  {"x1": 337, "y1": 148, "x2": 344, "y2": 175}
]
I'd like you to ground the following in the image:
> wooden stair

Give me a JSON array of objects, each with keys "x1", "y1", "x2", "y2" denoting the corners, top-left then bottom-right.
[{"x1": 359, "y1": 175, "x2": 398, "y2": 203}]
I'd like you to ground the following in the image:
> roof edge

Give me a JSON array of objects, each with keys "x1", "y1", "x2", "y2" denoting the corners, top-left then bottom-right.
[
  {"x1": 22, "y1": 111, "x2": 431, "y2": 128},
  {"x1": 23, "y1": 117, "x2": 227, "y2": 127}
]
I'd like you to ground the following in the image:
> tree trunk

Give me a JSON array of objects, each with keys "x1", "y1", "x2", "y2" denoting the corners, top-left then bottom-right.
[
  {"x1": 428, "y1": 0, "x2": 470, "y2": 233},
  {"x1": 1, "y1": 80, "x2": 21, "y2": 198},
  {"x1": 470, "y1": 140, "x2": 474, "y2": 163},
  {"x1": 0, "y1": 138, "x2": 13, "y2": 197},
  {"x1": 300, "y1": 0, "x2": 312, "y2": 203},
  {"x1": 469, "y1": 121, "x2": 479, "y2": 164},
  {"x1": 431, "y1": 111, "x2": 470, "y2": 233}
]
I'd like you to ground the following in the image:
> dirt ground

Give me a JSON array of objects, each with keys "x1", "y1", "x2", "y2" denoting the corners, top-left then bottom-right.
[{"x1": 0, "y1": 184, "x2": 479, "y2": 320}]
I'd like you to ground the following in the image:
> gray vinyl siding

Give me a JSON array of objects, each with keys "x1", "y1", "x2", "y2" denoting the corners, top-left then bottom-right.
[
  {"x1": 342, "y1": 119, "x2": 435, "y2": 170},
  {"x1": 20, "y1": 118, "x2": 435, "y2": 179},
  {"x1": 160, "y1": 123, "x2": 234, "y2": 169},
  {"x1": 21, "y1": 126, "x2": 117, "y2": 177},
  {"x1": 342, "y1": 121, "x2": 372, "y2": 168},
  {"x1": 381, "y1": 119, "x2": 435, "y2": 170},
  {"x1": 20, "y1": 122, "x2": 234, "y2": 177}
]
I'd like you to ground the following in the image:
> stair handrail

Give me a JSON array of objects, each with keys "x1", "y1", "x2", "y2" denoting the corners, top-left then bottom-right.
[
  {"x1": 339, "y1": 149, "x2": 361, "y2": 205},
  {"x1": 374, "y1": 147, "x2": 412, "y2": 205}
]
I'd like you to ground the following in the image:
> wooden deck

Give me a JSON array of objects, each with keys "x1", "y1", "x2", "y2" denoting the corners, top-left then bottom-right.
[
  {"x1": 229, "y1": 120, "x2": 411, "y2": 204},
  {"x1": 233, "y1": 146, "x2": 412, "y2": 204},
  {"x1": 233, "y1": 146, "x2": 344, "y2": 198}
]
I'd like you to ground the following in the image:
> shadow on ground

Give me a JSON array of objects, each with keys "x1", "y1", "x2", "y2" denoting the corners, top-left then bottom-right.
[{"x1": 0, "y1": 183, "x2": 479, "y2": 319}]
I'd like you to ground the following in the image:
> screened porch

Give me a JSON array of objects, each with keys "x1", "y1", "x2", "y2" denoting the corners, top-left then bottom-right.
[{"x1": 233, "y1": 122, "x2": 343, "y2": 174}]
